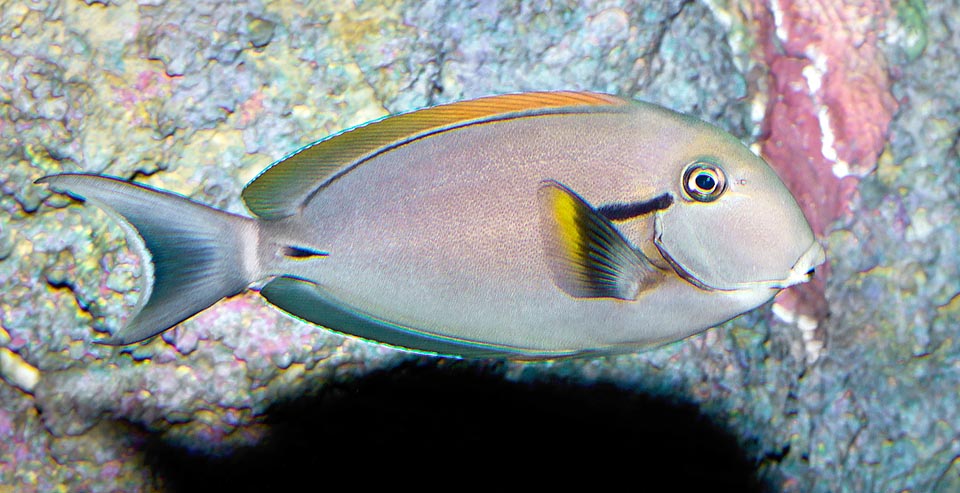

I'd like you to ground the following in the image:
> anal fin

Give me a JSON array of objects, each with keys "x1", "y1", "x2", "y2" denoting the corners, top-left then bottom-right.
[{"x1": 260, "y1": 276, "x2": 573, "y2": 359}]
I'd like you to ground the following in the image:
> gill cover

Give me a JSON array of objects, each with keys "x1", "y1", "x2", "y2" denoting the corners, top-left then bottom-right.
[{"x1": 654, "y1": 157, "x2": 818, "y2": 291}]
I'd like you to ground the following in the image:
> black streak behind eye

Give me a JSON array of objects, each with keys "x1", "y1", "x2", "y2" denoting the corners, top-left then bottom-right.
[
  {"x1": 597, "y1": 193, "x2": 674, "y2": 222},
  {"x1": 283, "y1": 245, "x2": 329, "y2": 258}
]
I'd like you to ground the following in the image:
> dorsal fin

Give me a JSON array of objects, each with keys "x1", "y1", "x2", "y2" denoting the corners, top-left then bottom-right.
[{"x1": 242, "y1": 91, "x2": 633, "y2": 220}]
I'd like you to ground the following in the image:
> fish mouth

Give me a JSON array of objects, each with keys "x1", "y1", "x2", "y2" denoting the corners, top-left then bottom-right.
[
  {"x1": 780, "y1": 240, "x2": 827, "y2": 287},
  {"x1": 653, "y1": 218, "x2": 826, "y2": 292}
]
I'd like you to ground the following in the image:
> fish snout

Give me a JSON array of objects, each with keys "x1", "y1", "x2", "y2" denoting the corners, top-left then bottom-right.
[{"x1": 781, "y1": 241, "x2": 826, "y2": 288}]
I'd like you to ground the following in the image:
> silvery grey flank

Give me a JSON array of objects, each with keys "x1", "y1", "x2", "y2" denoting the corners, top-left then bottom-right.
[{"x1": 37, "y1": 91, "x2": 825, "y2": 359}]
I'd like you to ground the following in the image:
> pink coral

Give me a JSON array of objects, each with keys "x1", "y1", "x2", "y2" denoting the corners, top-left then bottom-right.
[{"x1": 749, "y1": 0, "x2": 897, "y2": 336}]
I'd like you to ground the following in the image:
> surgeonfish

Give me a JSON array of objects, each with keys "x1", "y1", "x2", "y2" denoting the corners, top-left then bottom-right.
[{"x1": 37, "y1": 91, "x2": 825, "y2": 359}]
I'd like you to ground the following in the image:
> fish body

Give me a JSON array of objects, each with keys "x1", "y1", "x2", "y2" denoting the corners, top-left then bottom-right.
[{"x1": 38, "y1": 91, "x2": 824, "y2": 358}]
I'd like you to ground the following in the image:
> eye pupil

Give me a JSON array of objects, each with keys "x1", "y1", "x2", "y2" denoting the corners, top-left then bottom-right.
[{"x1": 695, "y1": 173, "x2": 715, "y2": 191}]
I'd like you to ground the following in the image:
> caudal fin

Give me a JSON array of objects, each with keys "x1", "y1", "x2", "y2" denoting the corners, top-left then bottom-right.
[{"x1": 37, "y1": 174, "x2": 258, "y2": 345}]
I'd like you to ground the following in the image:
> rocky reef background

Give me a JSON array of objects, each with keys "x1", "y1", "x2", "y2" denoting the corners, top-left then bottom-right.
[{"x1": 1, "y1": 0, "x2": 957, "y2": 491}]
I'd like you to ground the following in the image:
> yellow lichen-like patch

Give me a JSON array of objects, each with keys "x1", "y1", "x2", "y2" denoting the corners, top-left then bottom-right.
[{"x1": 329, "y1": 8, "x2": 404, "y2": 48}]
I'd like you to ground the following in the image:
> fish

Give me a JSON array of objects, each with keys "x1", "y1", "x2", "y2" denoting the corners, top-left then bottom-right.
[{"x1": 36, "y1": 91, "x2": 825, "y2": 359}]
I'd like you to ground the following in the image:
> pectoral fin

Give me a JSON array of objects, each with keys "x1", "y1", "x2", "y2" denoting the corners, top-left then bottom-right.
[{"x1": 537, "y1": 181, "x2": 660, "y2": 300}]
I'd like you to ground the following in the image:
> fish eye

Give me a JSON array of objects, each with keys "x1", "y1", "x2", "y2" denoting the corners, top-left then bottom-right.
[{"x1": 681, "y1": 162, "x2": 726, "y2": 202}]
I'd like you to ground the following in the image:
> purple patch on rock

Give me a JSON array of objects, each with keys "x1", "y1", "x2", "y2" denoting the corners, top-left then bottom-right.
[{"x1": 0, "y1": 409, "x2": 12, "y2": 437}]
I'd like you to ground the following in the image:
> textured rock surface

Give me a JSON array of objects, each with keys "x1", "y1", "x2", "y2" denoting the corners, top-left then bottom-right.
[{"x1": 1, "y1": 0, "x2": 957, "y2": 491}]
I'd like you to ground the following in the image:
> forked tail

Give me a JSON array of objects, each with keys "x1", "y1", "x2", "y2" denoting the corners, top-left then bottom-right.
[{"x1": 37, "y1": 174, "x2": 258, "y2": 344}]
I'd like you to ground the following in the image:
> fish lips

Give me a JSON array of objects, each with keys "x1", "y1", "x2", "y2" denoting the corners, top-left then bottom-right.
[{"x1": 653, "y1": 215, "x2": 826, "y2": 292}]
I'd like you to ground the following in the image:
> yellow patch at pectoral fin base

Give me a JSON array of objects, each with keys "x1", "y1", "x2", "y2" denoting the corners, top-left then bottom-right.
[{"x1": 537, "y1": 180, "x2": 659, "y2": 300}]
